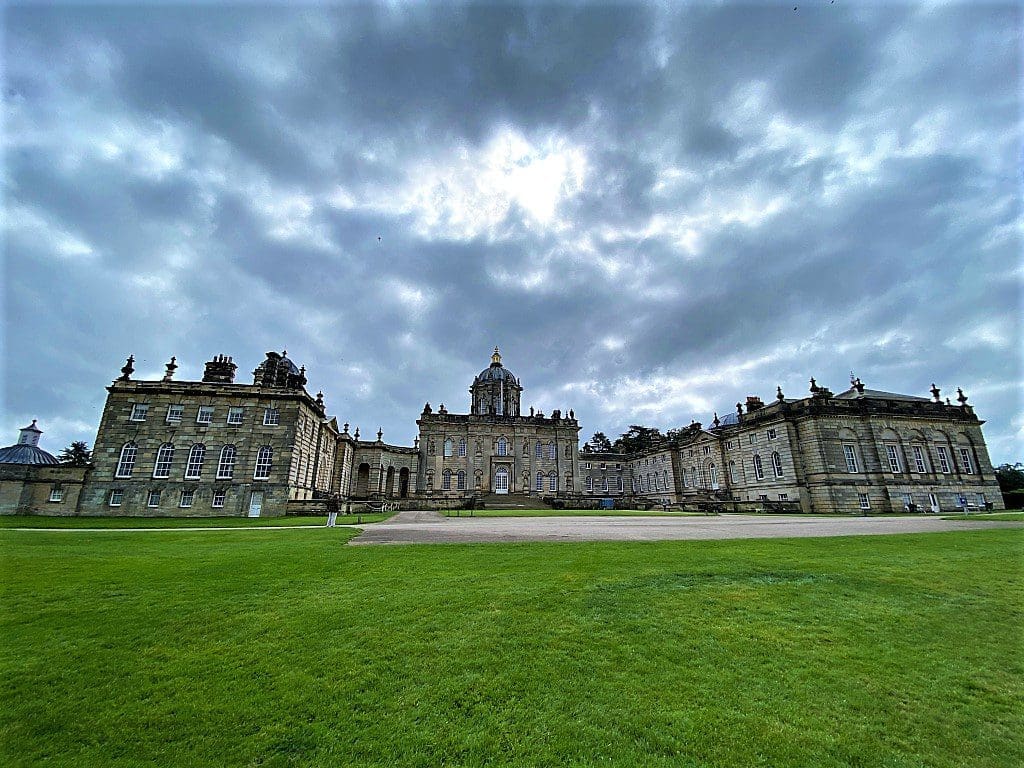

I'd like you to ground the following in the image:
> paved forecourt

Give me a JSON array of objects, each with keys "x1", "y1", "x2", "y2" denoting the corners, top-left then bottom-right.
[{"x1": 349, "y1": 510, "x2": 1023, "y2": 545}]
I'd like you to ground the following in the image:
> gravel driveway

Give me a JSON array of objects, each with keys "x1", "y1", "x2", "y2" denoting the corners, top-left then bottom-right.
[{"x1": 349, "y1": 510, "x2": 1022, "y2": 545}]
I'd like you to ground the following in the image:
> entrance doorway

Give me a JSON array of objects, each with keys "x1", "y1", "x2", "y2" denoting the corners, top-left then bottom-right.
[
  {"x1": 355, "y1": 463, "x2": 370, "y2": 497},
  {"x1": 399, "y1": 467, "x2": 410, "y2": 498},
  {"x1": 494, "y1": 466, "x2": 509, "y2": 494},
  {"x1": 248, "y1": 491, "x2": 263, "y2": 517}
]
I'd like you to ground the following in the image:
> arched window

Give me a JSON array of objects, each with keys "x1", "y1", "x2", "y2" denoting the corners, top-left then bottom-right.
[
  {"x1": 442, "y1": 469, "x2": 452, "y2": 490},
  {"x1": 443, "y1": 439, "x2": 453, "y2": 458},
  {"x1": 535, "y1": 442, "x2": 543, "y2": 459},
  {"x1": 663, "y1": 469, "x2": 670, "y2": 489},
  {"x1": 153, "y1": 443, "x2": 174, "y2": 478},
  {"x1": 458, "y1": 438, "x2": 467, "y2": 457},
  {"x1": 254, "y1": 446, "x2": 273, "y2": 480},
  {"x1": 697, "y1": 466, "x2": 705, "y2": 488},
  {"x1": 217, "y1": 445, "x2": 237, "y2": 479},
  {"x1": 185, "y1": 444, "x2": 206, "y2": 479},
  {"x1": 497, "y1": 437, "x2": 508, "y2": 456},
  {"x1": 456, "y1": 470, "x2": 466, "y2": 490},
  {"x1": 536, "y1": 471, "x2": 544, "y2": 491},
  {"x1": 729, "y1": 461, "x2": 738, "y2": 483},
  {"x1": 753, "y1": 454, "x2": 764, "y2": 480},
  {"x1": 548, "y1": 441, "x2": 556, "y2": 460},
  {"x1": 771, "y1": 452, "x2": 783, "y2": 478},
  {"x1": 115, "y1": 442, "x2": 138, "y2": 478},
  {"x1": 708, "y1": 464, "x2": 718, "y2": 489},
  {"x1": 548, "y1": 471, "x2": 557, "y2": 491}
]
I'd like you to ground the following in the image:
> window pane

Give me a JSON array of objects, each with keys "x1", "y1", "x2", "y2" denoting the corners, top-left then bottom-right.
[{"x1": 153, "y1": 444, "x2": 174, "y2": 478}]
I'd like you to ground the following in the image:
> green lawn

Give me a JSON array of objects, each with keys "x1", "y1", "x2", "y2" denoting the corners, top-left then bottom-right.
[
  {"x1": 443, "y1": 508, "x2": 710, "y2": 517},
  {"x1": 0, "y1": 513, "x2": 391, "y2": 529},
  {"x1": 943, "y1": 511, "x2": 1024, "y2": 522},
  {"x1": 2, "y1": 529, "x2": 1022, "y2": 767}
]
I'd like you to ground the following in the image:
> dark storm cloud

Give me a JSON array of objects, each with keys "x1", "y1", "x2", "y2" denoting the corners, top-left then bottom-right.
[{"x1": 3, "y1": 1, "x2": 1021, "y2": 461}]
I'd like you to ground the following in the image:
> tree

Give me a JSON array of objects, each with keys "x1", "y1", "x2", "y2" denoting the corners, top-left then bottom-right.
[
  {"x1": 995, "y1": 463, "x2": 1024, "y2": 494},
  {"x1": 612, "y1": 425, "x2": 664, "y2": 454},
  {"x1": 666, "y1": 423, "x2": 702, "y2": 445},
  {"x1": 586, "y1": 431, "x2": 613, "y2": 453},
  {"x1": 58, "y1": 441, "x2": 92, "y2": 467}
]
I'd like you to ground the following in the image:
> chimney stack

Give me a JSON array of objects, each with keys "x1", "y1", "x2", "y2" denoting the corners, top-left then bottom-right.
[{"x1": 203, "y1": 354, "x2": 237, "y2": 383}]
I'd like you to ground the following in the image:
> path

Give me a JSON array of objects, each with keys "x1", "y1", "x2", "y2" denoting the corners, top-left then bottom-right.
[{"x1": 349, "y1": 510, "x2": 1022, "y2": 545}]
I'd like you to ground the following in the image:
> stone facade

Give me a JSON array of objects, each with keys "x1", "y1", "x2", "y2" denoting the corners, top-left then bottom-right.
[
  {"x1": 613, "y1": 380, "x2": 1005, "y2": 514},
  {"x1": 416, "y1": 349, "x2": 581, "y2": 500},
  {"x1": 578, "y1": 452, "x2": 628, "y2": 496},
  {"x1": 0, "y1": 464, "x2": 89, "y2": 515},
  {"x1": 7, "y1": 348, "x2": 1007, "y2": 517},
  {"x1": 83, "y1": 352, "x2": 335, "y2": 517},
  {"x1": 347, "y1": 431, "x2": 419, "y2": 500}
]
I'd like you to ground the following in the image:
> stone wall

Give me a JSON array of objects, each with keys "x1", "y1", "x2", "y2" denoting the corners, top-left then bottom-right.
[
  {"x1": 417, "y1": 412, "x2": 581, "y2": 498},
  {"x1": 0, "y1": 465, "x2": 88, "y2": 515},
  {"x1": 84, "y1": 378, "x2": 325, "y2": 517}
]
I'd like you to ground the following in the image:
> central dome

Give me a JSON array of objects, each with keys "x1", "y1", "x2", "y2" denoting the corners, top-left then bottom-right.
[
  {"x1": 476, "y1": 347, "x2": 517, "y2": 383},
  {"x1": 470, "y1": 347, "x2": 522, "y2": 416}
]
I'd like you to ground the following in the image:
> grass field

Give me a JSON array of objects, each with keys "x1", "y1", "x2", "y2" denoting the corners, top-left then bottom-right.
[
  {"x1": 2, "y1": 528, "x2": 1022, "y2": 767},
  {"x1": 0, "y1": 513, "x2": 391, "y2": 529},
  {"x1": 943, "y1": 511, "x2": 1024, "y2": 522}
]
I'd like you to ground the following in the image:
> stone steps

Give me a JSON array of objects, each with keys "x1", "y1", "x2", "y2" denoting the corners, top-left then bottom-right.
[{"x1": 480, "y1": 493, "x2": 541, "y2": 509}]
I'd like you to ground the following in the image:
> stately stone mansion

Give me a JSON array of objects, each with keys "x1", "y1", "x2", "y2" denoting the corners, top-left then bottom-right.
[{"x1": 0, "y1": 348, "x2": 1006, "y2": 516}]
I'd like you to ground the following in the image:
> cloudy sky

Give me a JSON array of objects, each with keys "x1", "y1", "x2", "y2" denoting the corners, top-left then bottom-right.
[{"x1": 3, "y1": 1, "x2": 1022, "y2": 463}]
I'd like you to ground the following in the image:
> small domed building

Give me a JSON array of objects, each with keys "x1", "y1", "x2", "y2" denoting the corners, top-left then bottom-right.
[{"x1": 0, "y1": 421, "x2": 88, "y2": 515}]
